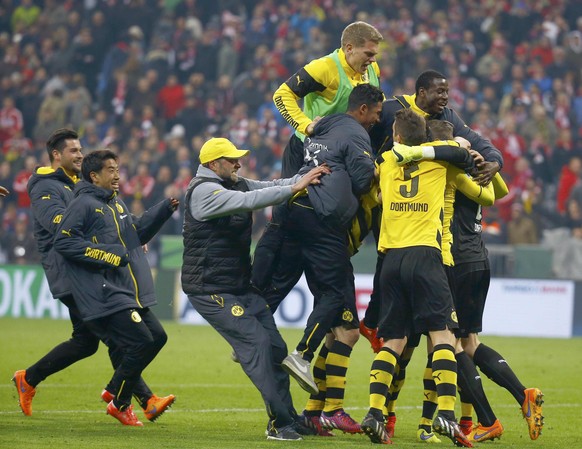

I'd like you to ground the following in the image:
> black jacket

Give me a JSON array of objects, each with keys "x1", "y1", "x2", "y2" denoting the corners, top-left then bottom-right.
[
  {"x1": 369, "y1": 95, "x2": 504, "y2": 168},
  {"x1": 299, "y1": 113, "x2": 376, "y2": 229},
  {"x1": 181, "y1": 178, "x2": 252, "y2": 296},
  {"x1": 54, "y1": 181, "x2": 175, "y2": 321},
  {"x1": 27, "y1": 167, "x2": 77, "y2": 299}
]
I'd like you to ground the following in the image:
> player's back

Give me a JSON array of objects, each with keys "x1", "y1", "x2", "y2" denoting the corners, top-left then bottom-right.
[{"x1": 377, "y1": 152, "x2": 448, "y2": 252}]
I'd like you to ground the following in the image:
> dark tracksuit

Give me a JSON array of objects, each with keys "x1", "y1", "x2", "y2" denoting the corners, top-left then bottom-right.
[
  {"x1": 182, "y1": 165, "x2": 300, "y2": 429},
  {"x1": 54, "y1": 181, "x2": 175, "y2": 408},
  {"x1": 24, "y1": 168, "x2": 100, "y2": 387},
  {"x1": 26, "y1": 168, "x2": 153, "y2": 403},
  {"x1": 283, "y1": 113, "x2": 376, "y2": 360}
]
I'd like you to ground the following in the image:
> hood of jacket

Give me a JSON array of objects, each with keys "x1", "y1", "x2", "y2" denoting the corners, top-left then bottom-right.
[{"x1": 28, "y1": 166, "x2": 78, "y2": 191}]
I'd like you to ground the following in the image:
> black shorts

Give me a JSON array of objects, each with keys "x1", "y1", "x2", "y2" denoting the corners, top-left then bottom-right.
[
  {"x1": 331, "y1": 270, "x2": 359, "y2": 330},
  {"x1": 377, "y1": 246, "x2": 458, "y2": 340},
  {"x1": 450, "y1": 260, "x2": 490, "y2": 338}
]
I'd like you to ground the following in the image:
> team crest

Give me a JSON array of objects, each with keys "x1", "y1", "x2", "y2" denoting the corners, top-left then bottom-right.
[
  {"x1": 131, "y1": 311, "x2": 142, "y2": 323},
  {"x1": 451, "y1": 311, "x2": 458, "y2": 323},
  {"x1": 342, "y1": 310, "x2": 354, "y2": 322},
  {"x1": 116, "y1": 202, "x2": 124, "y2": 213},
  {"x1": 231, "y1": 305, "x2": 244, "y2": 317}
]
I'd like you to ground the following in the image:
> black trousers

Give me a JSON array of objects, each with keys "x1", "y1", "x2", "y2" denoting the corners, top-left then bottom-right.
[
  {"x1": 25, "y1": 295, "x2": 154, "y2": 404},
  {"x1": 25, "y1": 294, "x2": 100, "y2": 386},
  {"x1": 86, "y1": 307, "x2": 167, "y2": 407},
  {"x1": 188, "y1": 291, "x2": 295, "y2": 428},
  {"x1": 284, "y1": 200, "x2": 351, "y2": 361}
]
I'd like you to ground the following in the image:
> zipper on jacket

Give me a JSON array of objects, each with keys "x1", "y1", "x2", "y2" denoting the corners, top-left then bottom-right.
[{"x1": 107, "y1": 204, "x2": 142, "y2": 307}]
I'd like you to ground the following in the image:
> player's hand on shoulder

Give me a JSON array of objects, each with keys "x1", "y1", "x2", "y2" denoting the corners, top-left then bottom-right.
[
  {"x1": 306, "y1": 116, "x2": 322, "y2": 136},
  {"x1": 291, "y1": 164, "x2": 330, "y2": 193},
  {"x1": 475, "y1": 161, "x2": 501, "y2": 186}
]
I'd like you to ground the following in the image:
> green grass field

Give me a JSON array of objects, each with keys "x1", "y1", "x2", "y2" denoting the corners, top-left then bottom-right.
[{"x1": 1, "y1": 317, "x2": 580, "y2": 448}]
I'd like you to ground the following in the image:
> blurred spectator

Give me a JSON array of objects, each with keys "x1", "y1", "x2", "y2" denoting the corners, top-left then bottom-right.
[
  {"x1": 123, "y1": 162, "x2": 155, "y2": 206},
  {"x1": 11, "y1": 0, "x2": 41, "y2": 32},
  {"x1": 564, "y1": 198, "x2": 582, "y2": 239},
  {"x1": 3, "y1": 211, "x2": 39, "y2": 264},
  {"x1": 0, "y1": 96, "x2": 23, "y2": 145},
  {"x1": 71, "y1": 28, "x2": 100, "y2": 97},
  {"x1": 507, "y1": 202, "x2": 539, "y2": 244},
  {"x1": 556, "y1": 155, "x2": 582, "y2": 213},
  {"x1": 482, "y1": 206, "x2": 507, "y2": 245},
  {"x1": 38, "y1": 88, "x2": 66, "y2": 131},
  {"x1": 156, "y1": 74, "x2": 185, "y2": 130}
]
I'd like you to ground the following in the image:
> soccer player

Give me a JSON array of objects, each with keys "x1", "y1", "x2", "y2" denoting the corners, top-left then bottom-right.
[
  {"x1": 446, "y1": 138, "x2": 544, "y2": 440},
  {"x1": 360, "y1": 69, "x2": 504, "y2": 438},
  {"x1": 54, "y1": 149, "x2": 179, "y2": 426},
  {"x1": 271, "y1": 84, "x2": 382, "y2": 434},
  {"x1": 252, "y1": 20, "x2": 383, "y2": 307},
  {"x1": 13, "y1": 129, "x2": 174, "y2": 423},
  {"x1": 361, "y1": 108, "x2": 472, "y2": 447},
  {"x1": 414, "y1": 120, "x2": 505, "y2": 444},
  {"x1": 181, "y1": 137, "x2": 329, "y2": 441}
]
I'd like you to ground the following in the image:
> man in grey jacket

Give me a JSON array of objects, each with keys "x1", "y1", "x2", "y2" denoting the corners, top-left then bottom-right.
[{"x1": 181, "y1": 137, "x2": 329, "y2": 441}]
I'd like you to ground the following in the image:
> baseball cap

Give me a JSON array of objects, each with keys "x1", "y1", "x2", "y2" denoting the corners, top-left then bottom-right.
[{"x1": 199, "y1": 138, "x2": 249, "y2": 164}]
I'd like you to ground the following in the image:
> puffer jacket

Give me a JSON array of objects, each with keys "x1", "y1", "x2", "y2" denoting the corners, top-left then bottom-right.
[
  {"x1": 54, "y1": 181, "x2": 175, "y2": 321},
  {"x1": 27, "y1": 167, "x2": 77, "y2": 298}
]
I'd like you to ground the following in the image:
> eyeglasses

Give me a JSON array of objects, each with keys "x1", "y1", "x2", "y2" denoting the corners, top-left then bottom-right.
[{"x1": 220, "y1": 157, "x2": 240, "y2": 164}]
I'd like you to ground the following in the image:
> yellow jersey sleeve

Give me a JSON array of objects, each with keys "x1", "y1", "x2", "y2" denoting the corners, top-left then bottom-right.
[
  {"x1": 442, "y1": 183, "x2": 455, "y2": 267},
  {"x1": 447, "y1": 166, "x2": 495, "y2": 207},
  {"x1": 492, "y1": 172, "x2": 509, "y2": 199}
]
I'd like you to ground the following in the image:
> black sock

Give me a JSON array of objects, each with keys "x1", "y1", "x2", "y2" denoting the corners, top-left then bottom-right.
[
  {"x1": 456, "y1": 351, "x2": 496, "y2": 427},
  {"x1": 473, "y1": 343, "x2": 526, "y2": 405}
]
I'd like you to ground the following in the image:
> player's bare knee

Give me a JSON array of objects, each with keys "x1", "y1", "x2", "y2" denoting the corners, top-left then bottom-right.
[
  {"x1": 460, "y1": 334, "x2": 480, "y2": 357},
  {"x1": 333, "y1": 326, "x2": 359, "y2": 347}
]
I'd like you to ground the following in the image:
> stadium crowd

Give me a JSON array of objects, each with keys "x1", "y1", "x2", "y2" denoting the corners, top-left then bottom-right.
[{"x1": 1, "y1": 0, "x2": 582, "y2": 265}]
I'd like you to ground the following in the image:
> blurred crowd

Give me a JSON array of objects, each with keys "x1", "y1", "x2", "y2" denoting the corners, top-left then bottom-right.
[{"x1": 1, "y1": 0, "x2": 582, "y2": 266}]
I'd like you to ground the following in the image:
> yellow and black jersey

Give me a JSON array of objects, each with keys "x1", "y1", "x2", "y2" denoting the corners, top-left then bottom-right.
[
  {"x1": 442, "y1": 167, "x2": 496, "y2": 266},
  {"x1": 273, "y1": 48, "x2": 381, "y2": 137},
  {"x1": 348, "y1": 181, "x2": 380, "y2": 256},
  {"x1": 377, "y1": 152, "x2": 448, "y2": 252},
  {"x1": 451, "y1": 173, "x2": 509, "y2": 265}
]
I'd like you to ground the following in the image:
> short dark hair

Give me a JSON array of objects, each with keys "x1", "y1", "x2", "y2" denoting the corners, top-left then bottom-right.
[
  {"x1": 415, "y1": 70, "x2": 446, "y2": 95},
  {"x1": 427, "y1": 120, "x2": 454, "y2": 140},
  {"x1": 81, "y1": 149, "x2": 118, "y2": 183},
  {"x1": 347, "y1": 83, "x2": 384, "y2": 112},
  {"x1": 46, "y1": 128, "x2": 78, "y2": 162},
  {"x1": 394, "y1": 109, "x2": 427, "y2": 145}
]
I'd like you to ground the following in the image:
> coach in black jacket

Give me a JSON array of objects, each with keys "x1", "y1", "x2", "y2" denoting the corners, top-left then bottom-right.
[{"x1": 54, "y1": 149, "x2": 179, "y2": 426}]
